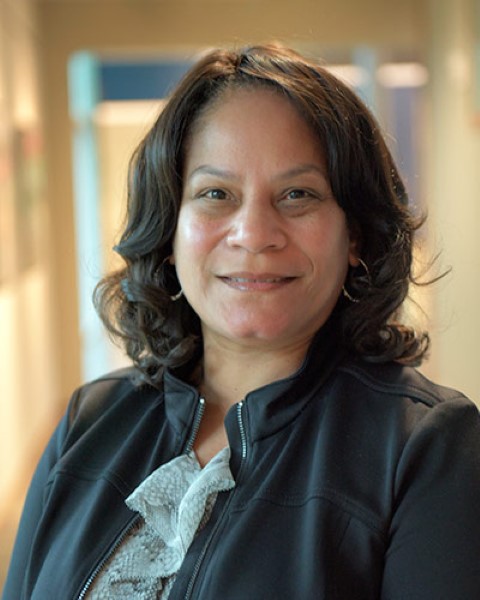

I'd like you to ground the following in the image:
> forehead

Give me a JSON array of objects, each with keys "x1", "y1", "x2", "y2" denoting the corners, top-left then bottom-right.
[
  {"x1": 183, "y1": 87, "x2": 325, "y2": 165},
  {"x1": 193, "y1": 85, "x2": 301, "y2": 127}
]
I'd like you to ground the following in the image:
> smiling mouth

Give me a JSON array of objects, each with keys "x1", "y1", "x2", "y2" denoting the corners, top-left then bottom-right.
[{"x1": 219, "y1": 275, "x2": 296, "y2": 291}]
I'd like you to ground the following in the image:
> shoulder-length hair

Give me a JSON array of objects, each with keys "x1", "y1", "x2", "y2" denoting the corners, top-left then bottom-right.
[{"x1": 94, "y1": 44, "x2": 429, "y2": 387}]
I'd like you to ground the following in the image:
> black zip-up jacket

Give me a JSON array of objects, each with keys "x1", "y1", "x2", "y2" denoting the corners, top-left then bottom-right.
[{"x1": 4, "y1": 329, "x2": 480, "y2": 599}]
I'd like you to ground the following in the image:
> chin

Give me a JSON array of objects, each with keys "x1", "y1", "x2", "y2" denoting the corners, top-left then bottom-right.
[
  {"x1": 224, "y1": 316, "x2": 288, "y2": 337},
  {"x1": 223, "y1": 323, "x2": 301, "y2": 347}
]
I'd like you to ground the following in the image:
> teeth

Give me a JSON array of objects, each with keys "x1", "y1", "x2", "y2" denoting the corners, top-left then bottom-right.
[{"x1": 230, "y1": 277, "x2": 281, "y2": 283}]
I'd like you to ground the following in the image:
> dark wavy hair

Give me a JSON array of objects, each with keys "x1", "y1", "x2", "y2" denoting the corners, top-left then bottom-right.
[{"x1": 94, "y1": 43, "x2": 431, "y2": 387}]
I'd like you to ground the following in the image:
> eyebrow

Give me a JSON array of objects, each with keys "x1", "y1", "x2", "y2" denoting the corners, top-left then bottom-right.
[
  {"x1": 273, "y1": 164, "x2": 329, "y2": 181},
  {"x1": 186, "y1": 165, "x2": 240, "y2": 181},
  {"x1": 186, "y1": 163, "x2": 328, "y2": 182}
]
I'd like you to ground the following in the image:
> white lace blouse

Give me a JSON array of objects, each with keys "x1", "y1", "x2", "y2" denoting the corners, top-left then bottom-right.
[{"x1": 86, "y1": 447, "x2": 235, "y2": 599}]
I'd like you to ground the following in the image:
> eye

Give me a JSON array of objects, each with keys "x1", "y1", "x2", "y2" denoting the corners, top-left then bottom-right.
[
  {"x1": 188, "y1": 185, "x2": 236, "y2": 214},
  {"x1": 285, "y1": 189, "x2": 313, "y2": 201},
  {"x1": 282, "y1": 188, "x2": 323, "y2": 204},
  {"x1": 278, "y1": 187, "x2": 329, "y2": 216},
  {"x1": 200, "y1": 188, "x2": 228, "y2": 200}
]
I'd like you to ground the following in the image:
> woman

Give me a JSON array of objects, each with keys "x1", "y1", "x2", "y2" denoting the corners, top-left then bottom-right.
[{"x1": 4, "y1": 44, "x2": 480, "y2": 599}]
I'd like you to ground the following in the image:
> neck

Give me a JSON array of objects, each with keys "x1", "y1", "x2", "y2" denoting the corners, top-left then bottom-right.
[{"x1": 199, "y1": 336, "x2": 311, "y2": 413}]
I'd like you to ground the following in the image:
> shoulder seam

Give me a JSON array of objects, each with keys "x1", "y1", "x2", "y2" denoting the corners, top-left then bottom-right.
[{"x1": 338, "y1": 364, "x2": 465, "y2": 408}]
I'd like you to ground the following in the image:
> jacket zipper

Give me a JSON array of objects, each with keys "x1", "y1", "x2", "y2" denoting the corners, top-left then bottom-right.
[
  {"x1": 236, "y1": 401, "x2": 247, "y2": 459},
  {"x1": 184, "y1": 397, "x2": 206, "y2": 453},
  {"x1": 76, "y1": 396, "x2": 206, "y2": 599},
  {"x1": 184, "y1": 399, "x2": 247, "y2": 599},
  {"x1": 76, "y1": 514, "x2": 141, "y2": 600}
]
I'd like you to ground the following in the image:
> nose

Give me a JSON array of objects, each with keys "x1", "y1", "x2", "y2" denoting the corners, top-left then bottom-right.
[{"x1": 226, "y1": 197, "x2": 288, "y2": 253}]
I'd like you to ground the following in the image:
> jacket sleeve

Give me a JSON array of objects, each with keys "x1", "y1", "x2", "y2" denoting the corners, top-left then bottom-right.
[
  {"x1": 1, "y1": 393, "x2": 77, "y2": 600},
  {"x1": 381, "y1": 397, "x2": 480, "y2": 600}
]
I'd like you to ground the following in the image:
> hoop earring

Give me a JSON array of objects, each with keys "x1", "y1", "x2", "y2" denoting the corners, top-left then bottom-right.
[
  {"x1": 342, "y1": 258, "x2": 371, "y2": 304},
  {"x1": 158, "y1": 256, "x2": 183, "y2": 302},
  {"x1": 342, "y1": 285, "x2": 360, "y2": 303},
  {"x1": 170, "y1": 288, "x2": 183, "y2": 302}
]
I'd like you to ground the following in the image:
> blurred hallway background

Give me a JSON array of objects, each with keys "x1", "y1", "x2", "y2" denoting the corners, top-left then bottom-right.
[{"x1": 1, "y1": 0, "x2": 479, "y2": 591}]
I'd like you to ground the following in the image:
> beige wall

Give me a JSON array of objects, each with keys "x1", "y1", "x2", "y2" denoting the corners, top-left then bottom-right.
[
  {"x1": 39, "y1": 0, "x2": 427, "y2": 49},
  {"x1": 0, "y1": 0, "x2": 57, "y2": 538},
  {"x1": 0, "y1": 7, "x2": 60, "y2": 591},
  {"x1": 423, "y1": 0, "x2": 480, "y2": 401}
]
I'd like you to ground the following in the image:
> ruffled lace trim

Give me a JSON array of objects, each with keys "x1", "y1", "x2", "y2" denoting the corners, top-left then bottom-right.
[
  {"x1": 126, "y1": 446, "x2": 235, "y2": 575},
  {"x1": 86, "y1": 447, "x2": 235, "y2": 599}
]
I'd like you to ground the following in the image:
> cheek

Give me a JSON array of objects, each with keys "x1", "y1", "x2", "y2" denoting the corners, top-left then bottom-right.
[
  {"x1": 305, "y1": 217, "x2": 351, "y2": 259},
  {"x1": 173, "y1": 209, "x2": 220, "y2": 263}
]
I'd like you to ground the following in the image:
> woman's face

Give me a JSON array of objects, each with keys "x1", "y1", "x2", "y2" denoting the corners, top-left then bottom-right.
[{"x1": 173, "y1": 88, "x2": 358, "y2": 353}]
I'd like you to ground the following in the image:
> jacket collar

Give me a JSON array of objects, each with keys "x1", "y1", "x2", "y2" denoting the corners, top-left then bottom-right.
[
  {"x1": 240, "y1": 316, "x2": 344, "y2": 441},
  {"x1": 163, "y1": 315, "x2": 344, "y2": 444}
]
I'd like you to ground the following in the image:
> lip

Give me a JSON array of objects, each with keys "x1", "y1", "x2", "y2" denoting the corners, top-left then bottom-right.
[{"x1": 218, "y1": 272, "x2": 297, "y2": 292}]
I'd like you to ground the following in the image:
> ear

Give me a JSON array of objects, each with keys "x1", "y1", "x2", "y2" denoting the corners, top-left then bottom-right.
[
  {"x1": 347, "y1": 229, "x2": 361, "y2": 268},
  {"x1": 348, "y1": 251, "x2": 360, "y2": 268}
]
